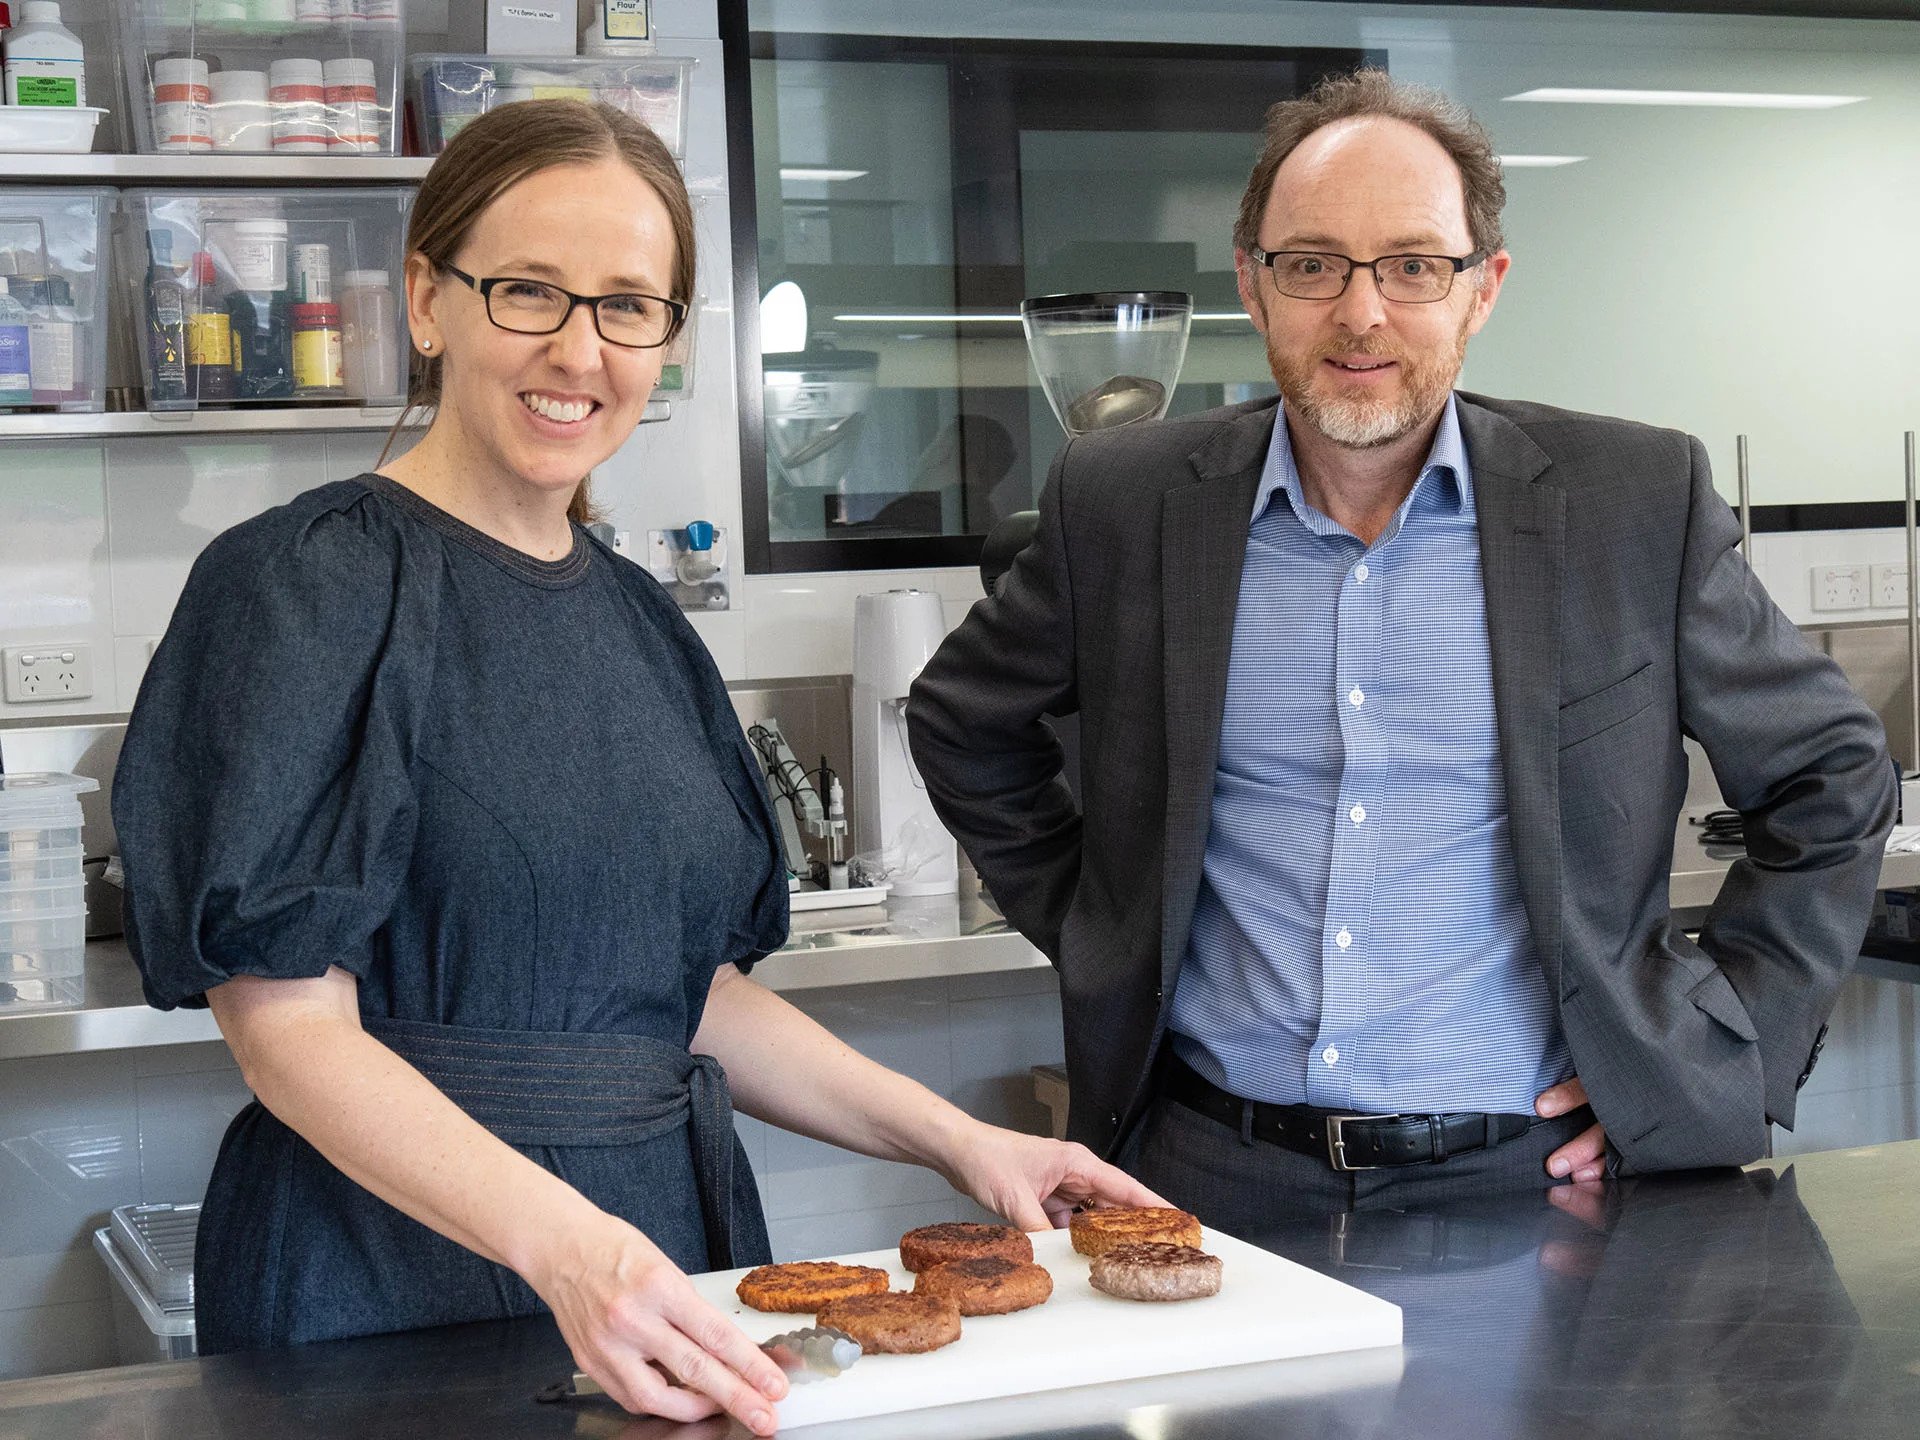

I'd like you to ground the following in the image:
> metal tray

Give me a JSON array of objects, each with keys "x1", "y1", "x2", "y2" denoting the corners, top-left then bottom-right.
[{"x1": 108, "y1": 1201, "x2": 198, "y2": 1309}]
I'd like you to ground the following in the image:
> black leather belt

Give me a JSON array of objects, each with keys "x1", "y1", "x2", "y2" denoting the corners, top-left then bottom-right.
[{"x1": 1165, "y1": 1054, "x2": 1537, "y2": 1172}]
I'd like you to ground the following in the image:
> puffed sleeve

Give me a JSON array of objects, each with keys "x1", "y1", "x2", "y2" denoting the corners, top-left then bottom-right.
[{"x1": 113, "y1": 484, "x2": 439, "y2": 1010}]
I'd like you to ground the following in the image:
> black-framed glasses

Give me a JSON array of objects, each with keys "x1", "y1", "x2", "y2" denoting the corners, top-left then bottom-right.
[
  {"x1": 1246, "y1": 245, "x2": 1488, "y2": 304},
  {"x1": 440, "y1": 263, "x2": 688, "y2": 348}
]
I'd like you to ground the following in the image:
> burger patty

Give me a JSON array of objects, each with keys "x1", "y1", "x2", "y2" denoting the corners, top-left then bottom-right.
[
  {"x1": 1088, "y1": 1242, "x2": 1224, "y2": 1302},
  {"x1": 912, "y1": 1257, "x2": 1054, "y2": 1316},
  {"x1": 815, "y1": 1291, "x2": 963, "y2": 1354},
  {"x1": 1069, "y1": 1206, "x2": 1204, "y2": 1257},
  {"x1": 735, "y1": 1261, "x2": 891, "y2": 1313},
  {"x1": 899, "y1": 1222, "x2": 1034, "y2": 1273}
]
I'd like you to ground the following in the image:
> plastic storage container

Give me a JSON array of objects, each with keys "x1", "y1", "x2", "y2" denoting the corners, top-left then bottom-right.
[
  {"x1": 93, "y1": 1204, "x2": 199, "y2": 1364},
  {"x1": 120, "y1": 187, "x2": 412, "y2": 411},
  {"x1": 113, "y1": 0, "x2": 404, "y2": 156},
  {"x1": 0, "y1": 771, "x2": 96, "y2": 1011},
  {"x1": 408, "y1": 53, "x2": 692, "y2": 157},
  {"x1": 0, "y1": 188, "x2": 112, "y2": 413}
]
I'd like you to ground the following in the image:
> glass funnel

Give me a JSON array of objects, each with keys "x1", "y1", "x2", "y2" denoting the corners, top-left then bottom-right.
[{"x1": 1020, "y1": 291, "x2": 1193, "y2": 437}]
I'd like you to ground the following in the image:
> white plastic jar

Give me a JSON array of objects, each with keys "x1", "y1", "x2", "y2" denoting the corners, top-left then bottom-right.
[{"x1": 269, "y1": 58, "x2": 329, "y2": 154}]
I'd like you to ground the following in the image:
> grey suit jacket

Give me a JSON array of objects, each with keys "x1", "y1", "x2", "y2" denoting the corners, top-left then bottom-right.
[{"x1": 908, "y1": 392, "x2": 1895, "y2": 1174}]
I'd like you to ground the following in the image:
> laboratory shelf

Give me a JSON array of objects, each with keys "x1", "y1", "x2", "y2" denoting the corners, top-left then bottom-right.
[
  {"x1": 0, "y1": 156, "x2": 434, "y2": 184},
  {"x1": 0, "y1": 399, "x2": 668, "y2": 440}
]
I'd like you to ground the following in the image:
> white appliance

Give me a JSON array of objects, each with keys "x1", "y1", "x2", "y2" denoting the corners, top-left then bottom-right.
[{"x1": 851, "y1": 589, "x2": 958, "y2": 896}]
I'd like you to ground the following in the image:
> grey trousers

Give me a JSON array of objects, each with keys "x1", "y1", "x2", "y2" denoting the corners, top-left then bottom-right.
[{"x1": 1129, "y1": 1089, "x2": 1594, "y2": 1238}]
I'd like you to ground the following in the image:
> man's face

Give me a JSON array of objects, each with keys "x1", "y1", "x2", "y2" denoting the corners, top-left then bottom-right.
[{"x1": 1236, "y1": 117, "x2": 1510, "y2": 450}]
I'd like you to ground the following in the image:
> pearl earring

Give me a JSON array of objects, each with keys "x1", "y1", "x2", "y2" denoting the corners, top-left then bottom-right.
[{"x1": 421, "y1": 339, "x2": 433, "y2": 351}]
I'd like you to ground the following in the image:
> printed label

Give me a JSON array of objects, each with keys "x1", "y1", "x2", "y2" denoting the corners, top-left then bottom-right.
[
  {"x1": 28, "y1": 321, "x2": 77, "y2": 393},
  {"x1": 14, "y1": 76, "x2": 80, "y2": 106},
  {"x1": 0, "y1": 325, "x2": 30, "y2": 395},
  {"x1": 606, "y1": 0, "x2": 650, "y2": 40},
  {"x1": 501, "y1": 6, "x2": 559, "y2": 19}
]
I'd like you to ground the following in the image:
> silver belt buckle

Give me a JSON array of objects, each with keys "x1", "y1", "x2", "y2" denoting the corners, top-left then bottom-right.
[{"x1": 1326, "y1": 1113, "x2": 1400, "y2": 1172}]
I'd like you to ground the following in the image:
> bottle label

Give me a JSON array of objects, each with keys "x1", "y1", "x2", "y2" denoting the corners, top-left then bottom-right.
[
  {"x1": 0, "y1": 324, "x2": 30, "y2": 397},
  {"x1": 187, "y1": 313, "x2": 233, "y2": 367},
  {"x1": 13, "y1": 75, "x2": 81, "y2": 107},
  {"x1": 293, "y1": 328, "x2": 344, "y2": 390},
  {"x1": 28, "y1": 321, "x2": 76, "y2": 393}
]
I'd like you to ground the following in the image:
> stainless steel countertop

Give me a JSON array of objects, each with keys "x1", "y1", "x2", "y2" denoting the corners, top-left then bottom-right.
[
  {"x1": 4, "y1": 1138, "x2": 1916, "y2": 1438},
  {"x1": 0, "y1": 879, "x2": 1043, "y2": 1061}
]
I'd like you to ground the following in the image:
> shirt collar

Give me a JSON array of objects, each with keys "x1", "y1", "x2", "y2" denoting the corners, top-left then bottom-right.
[{"x1": 1252, "y1": 391, "x2": 1475, "y2": 535}]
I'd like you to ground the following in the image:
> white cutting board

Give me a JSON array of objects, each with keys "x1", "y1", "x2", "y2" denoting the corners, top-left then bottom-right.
[{"x1": 691, "y1": 1226, "x2": 1402, "y2": 1430}]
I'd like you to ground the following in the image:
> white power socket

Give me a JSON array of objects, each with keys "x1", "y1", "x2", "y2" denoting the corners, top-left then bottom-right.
[
  {"x1": 1810, "y1": 565, "x2": 1867, "y2": 612},
  {"x1": 1871, "y1": 563, "x2": 1911, "y2": 609},
  {"x1": 3, "y1": 644, "x2": 94, "y2": 703}
]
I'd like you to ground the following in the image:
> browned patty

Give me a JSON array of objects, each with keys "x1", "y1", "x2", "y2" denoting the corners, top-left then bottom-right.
[
  {"x1": 1069, "y1": 1206, "x2": 1204, "y2": 1257},
  {"x1": 1089, "y1": 1242, "x2": 1223, "y2": 1302},
  {"x1": 815, "y1": 1291, "x2": 963, "y2": 1354},
  {"x1": 899, "y1": 1221, "x2": 1034, "y2": 1273},
  {"x1": 736, "y1": 1261, "x2": 891, "y2": 1314},
  {"x1": 912, "y1": 1257, "x2": 1054, "y2": 1316}
]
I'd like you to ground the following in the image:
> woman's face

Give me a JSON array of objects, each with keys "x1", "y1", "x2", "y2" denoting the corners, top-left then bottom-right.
[{"x1": 409, "y1": 155, "x2": 678, "y2": 502}]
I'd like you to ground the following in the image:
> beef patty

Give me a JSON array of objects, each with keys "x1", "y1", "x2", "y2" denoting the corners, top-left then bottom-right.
[
  {"x1": 1069, "y1": 1206, "x2": 1204, "y2": 1257},
  {"x1": 912, "y1": 1257, "x2": 1054, "y2": 1315},
  {"x1": 814, "y1": 1292, "x2": 963, "y2": 1353},
  {"x1": 898, "y1": 1221, "x2": 1034, "y2": 1273},
  {"x1": 1088, "y1": 1242, "x2": 1223, "y2": 1302},
  {"x1": 735, "y1": 1261, "x2": 890, "y2": 1313}
]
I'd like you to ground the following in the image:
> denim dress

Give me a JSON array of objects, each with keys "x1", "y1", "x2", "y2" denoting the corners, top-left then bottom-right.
[{"x1": 114, "y1": 476, "x2": 787, "y2": 1353}]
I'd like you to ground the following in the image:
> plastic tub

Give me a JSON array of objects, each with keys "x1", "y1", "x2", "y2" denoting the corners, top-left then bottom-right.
[
  {"x1": 93, "y1": 1228, "x2": 197, "y2": 1363},
  {"x1": 0, "y1": 878, "x2": 85, "y2": 916},
  {"x1": 0, "y1": 104, "x2": 108, "y2": 153},
  {"x1": 0, "y1": 841, "x2": 84, "y2": 883},
  {"x1": 409, "y1": 54, "x2": 692, "y2": 156}
]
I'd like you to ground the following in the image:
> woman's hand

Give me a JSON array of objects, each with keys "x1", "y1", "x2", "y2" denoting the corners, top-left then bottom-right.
[
  {"x1": 525, "y1": 1211, "x2": 788, "y2": 1435},
  {"x1": 935, "y1": 1120, "x2": 1171, "y2": 1230}
]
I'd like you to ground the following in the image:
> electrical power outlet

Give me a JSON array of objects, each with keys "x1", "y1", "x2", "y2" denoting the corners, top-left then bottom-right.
[
  {"x1": 1872, "y1": 563, "x2": 1911, "y2": 609},
  {"x1": 3, "y1": 643, "x2": 94, "y2": 703},
  {"x1": 1811, "y1": 565, "x2": 1867, "y2": 612}
]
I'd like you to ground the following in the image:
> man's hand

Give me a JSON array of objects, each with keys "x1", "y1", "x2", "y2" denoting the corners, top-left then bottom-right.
[{"x1": 1535, "y1": 1075, "x2": 1608, "y2": 1183}]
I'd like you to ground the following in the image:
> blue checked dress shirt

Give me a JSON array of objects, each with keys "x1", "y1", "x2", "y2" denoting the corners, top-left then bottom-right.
[{"x1": 1166, "y1": 394, "x2": 1574, "y2": 1114}]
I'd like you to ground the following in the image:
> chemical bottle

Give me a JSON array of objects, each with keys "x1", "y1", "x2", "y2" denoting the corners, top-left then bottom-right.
[
  {"x1": 291, "y1": 300, "x2": 343, "y2": 396},
  {"x1": 0, "y1": 278, "x2": 32, "y2": 408},
  {"x1": 222, "y1": 218, "x2": 293, "y2": 400},
  {"x1": 185, "y1": 251, "x2": 235, "y2": 404},
  {"x1": 3, "y1": 2, "x2": 86, "y2": 107},
  {"x1": 145, "y1": 230, "x2": 190, "y2": 409},
  {"x1": 339, "y1": 269, "x2": 397, "y2": 402}
]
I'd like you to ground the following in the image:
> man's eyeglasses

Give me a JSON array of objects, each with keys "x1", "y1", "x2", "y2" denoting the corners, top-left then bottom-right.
[
  {"x1": 440, "y1": 263, "x2": 688, "y2": 348},
  {"x1": 1246, "y1": 245, "x2": 1487, "y2": 304}
]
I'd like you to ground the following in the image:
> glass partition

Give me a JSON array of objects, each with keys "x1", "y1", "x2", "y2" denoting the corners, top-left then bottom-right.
[{"x1": 730, "y1": 2, "x2": 1920, "y2": 571}]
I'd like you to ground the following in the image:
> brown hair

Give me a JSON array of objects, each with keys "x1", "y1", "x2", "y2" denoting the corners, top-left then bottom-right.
[
  {"x1": 380, "y1": 99, "x2": 696, "y2": 525},
  {"x1": 1233, "y1": 69, "x2": 1506, "y2": 262}
]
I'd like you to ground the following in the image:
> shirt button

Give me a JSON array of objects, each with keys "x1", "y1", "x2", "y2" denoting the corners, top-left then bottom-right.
[
  {"x1": 1354, "y1": 562, "x2": 1369, "y2": 583},
  {"x1": 1335, "y1": 927, "x2": 1352, "y2": 950},
  {"x1": 1349, "y1": 804, "x2": 1366, "y2": 825},
  {"x1": 1348, "y1": 686, "x2": 1364, "y2": 708},
  {"x1": 1322, "y1": 1045, "x2": 1340, "y2": 1067}
]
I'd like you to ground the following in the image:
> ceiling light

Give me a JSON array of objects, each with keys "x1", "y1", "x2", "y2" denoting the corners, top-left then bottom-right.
[
  {"x1": 1497, "y1": 154, "x2": 1587, "y2": 167},
  {"x1": 1505, "y1": 87, "x2": 1862, "y2": 109},
  {"x1": 779, "y1": 167, "x2": 869, "y2": 182}
]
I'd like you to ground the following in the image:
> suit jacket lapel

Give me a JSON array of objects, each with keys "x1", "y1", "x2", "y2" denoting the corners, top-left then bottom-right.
[
  {"x1": 1456, "y1": 396, "x2": 1567, "y2": 996},
  {"x1": 1160, "y1": 404, "x2": 1271, "y2": 993}
]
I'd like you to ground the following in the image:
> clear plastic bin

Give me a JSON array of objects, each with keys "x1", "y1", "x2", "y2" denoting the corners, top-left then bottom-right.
[
  {"x1": 0, "y1": 878, "x2": 87, "y2": 916},
  {"x1": 120, "y1": 187, "x2": 413, "y2": 411},
  {"x1": 408, "y1": 53, "x2": 692, "y2": 157},
  {"x1": 93, "y1": 1227, "x2": 196, "y2": 1363},
  {"x1": 0, "y1": 188, "x2": 113, "y2": 413},
  {"x1": 112, "y1": 1, "x2": 405, "y2": 157},
  {"x1": 0, "y1": 772, "x2": 96, "y2": 1012}
]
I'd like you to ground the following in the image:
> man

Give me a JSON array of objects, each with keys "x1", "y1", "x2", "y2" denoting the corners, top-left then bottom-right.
[{"x1": 906, "y1": 70, "x2": 1893, "y2": 1225}]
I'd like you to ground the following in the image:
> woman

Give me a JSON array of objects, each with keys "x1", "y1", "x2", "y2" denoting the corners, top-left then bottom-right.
[{"x1": 114, "y1": 100, "x2": 1159, "y2": 1436}]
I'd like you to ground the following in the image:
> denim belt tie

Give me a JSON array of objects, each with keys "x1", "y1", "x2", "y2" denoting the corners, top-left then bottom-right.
[{"x1": 364, "y1": 1016, "x2": 746, "y2": 1271}]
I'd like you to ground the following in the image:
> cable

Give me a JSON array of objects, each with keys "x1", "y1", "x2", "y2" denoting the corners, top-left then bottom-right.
[{"x1": 1688, "y1": 809, "x2": 1744, "y2": 847}]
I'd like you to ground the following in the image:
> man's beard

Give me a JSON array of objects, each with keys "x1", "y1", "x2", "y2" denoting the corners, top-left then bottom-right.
[{"x1": 1267, "y1": 312, "x2": 1471, "y2": 450}]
